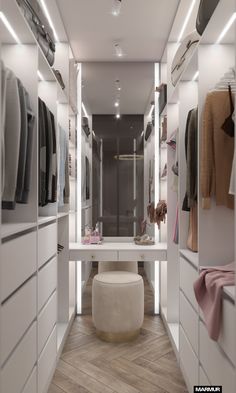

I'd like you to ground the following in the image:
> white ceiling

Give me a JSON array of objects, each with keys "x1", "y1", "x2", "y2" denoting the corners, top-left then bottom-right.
[
  {"x1": 56, "y1": 0, "x2": 180, "y2": 61},
  {"x1": 82, "y1": 62, "x2": 154, "y2": 114}
]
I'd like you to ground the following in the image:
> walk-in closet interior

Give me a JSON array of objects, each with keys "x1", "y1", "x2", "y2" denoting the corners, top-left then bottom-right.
[{"x1": 0, "y1": 1, "x2": 236, "y2": 392}]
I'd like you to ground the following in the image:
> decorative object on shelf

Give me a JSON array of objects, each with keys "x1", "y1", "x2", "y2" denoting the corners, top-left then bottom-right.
[
  {"x1": 160, "y1": 116, "x2": 167, "y2": 143},
  {"x1": 155, "y1": 200, "x2": 167, "y2": 228},
  {"x1": 171, "y1": 30, "x2": 200, "y2": 87},
  {"x1": 16, "y1": 0, "x2": 56, "y2": 66},
  {"x1": 147, "y1": 201, "x2": 155, "y2": 223},
  {"x1": 82, "y1": 116, "x2": 90, "y2": 137},
  {"x1": 82, "y1": 223, "x2": 102, "y2": 244},
  {"x1": 196, "y1": 0, "x2": 220, "y2": 36},
  {"x1": 145, "y1": 121, "x2": 153, "y2": 141},
  {"x1": 134, "y1": 234, "x2": 155, "y2": 246},
  {"x1": 156, "y1": 83, "x2": 167, "y2": 115},
  {"x1": 161, "y1": 163, "x2": 167, "y2": 180},
  {"x1": 52, "y1": 68, "x2": 65, "y2": 90},
  {"x1": 166, "y1": 128, "x2": 177, "y2": 150}
]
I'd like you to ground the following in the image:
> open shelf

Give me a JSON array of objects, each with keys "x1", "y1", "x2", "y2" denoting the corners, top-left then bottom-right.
[
  {"x1": 1, "y1": 222, "x2": 36, "y2": 240},
  {"x1": 57, "y1": 212, "x2": 69, "y2": 219},
  {"x1": 38, "y1": 216, "x2": 57, "y2": 226}
]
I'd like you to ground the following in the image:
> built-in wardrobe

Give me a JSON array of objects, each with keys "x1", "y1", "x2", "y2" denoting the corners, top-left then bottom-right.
[
  {"x1": 157, "y1": 0, "x2": 236, "y2": 392},
  {"x1": 0, "y1": 1, "x2": 77, "y2": 392}
]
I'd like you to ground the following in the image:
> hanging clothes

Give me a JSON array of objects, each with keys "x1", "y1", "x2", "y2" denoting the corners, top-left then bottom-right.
[
  {"x1": 201, "y1": 90, "x2": 234, "y2": 209},
  {"x1": 58, "y1": 125, "x2": 70, "y2": 206}
]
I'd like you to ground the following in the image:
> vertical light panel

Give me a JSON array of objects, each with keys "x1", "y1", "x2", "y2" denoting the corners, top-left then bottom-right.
[
  {"x1": 133, "y1": 138, "x2": 137, "y2": 236},
  {"x1": 154, "y1": 62, "x2": 160, "y2": 314},
  {"x1": 76, "y1": 63, "x2": 82, "y2": 314}
]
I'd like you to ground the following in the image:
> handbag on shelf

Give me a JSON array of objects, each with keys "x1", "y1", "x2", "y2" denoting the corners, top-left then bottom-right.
[
  {"x1": 145, "y1": 121, "x2": 153, "y2": 141},
  {"x1": 156, "y1": 83, "x2": 167, "y2": 115},
  {"x1": 16, "y1": 0, "x2": 56, "y2": 66},
  {"x1": 196, "y1": 0, "x2": 220, "y2": 36},
  {"x1": 171, "y1": 30, "x2": 200, "y2": 87},
  {"x1": 82, "y1": 117, "x2": 90, "y2": 137}
]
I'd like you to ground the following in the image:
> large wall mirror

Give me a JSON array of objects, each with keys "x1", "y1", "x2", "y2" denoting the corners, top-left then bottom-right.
[{"x1": 81, "y1": 62, "x2": 155, "y2": 238}]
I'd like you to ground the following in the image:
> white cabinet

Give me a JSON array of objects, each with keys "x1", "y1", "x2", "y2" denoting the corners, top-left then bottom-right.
[
  {"x1": 38, "y1": 223, "x2": 57, "y2": 268},
  {"x1": 38, "y1": 257, "x2": 57, "y2": 311},
  {"x1": 179, "y1": 291, "x2": 198, "y2": 355},
  {"x1": 180, "y1": 257, "x2": 198, "y2": 312},
  {"x1": 38, "y1": 291, "x2": 57, "y2": 355},
  {"x1": 179, "y1": 326, "x2": 198, "y2": 391},
  {"x1": 22, "y1": 368, "x2": 37, "y2": 393},
  {"x1": 38, "y1": 326, "x2": 57, "y2": 393}
]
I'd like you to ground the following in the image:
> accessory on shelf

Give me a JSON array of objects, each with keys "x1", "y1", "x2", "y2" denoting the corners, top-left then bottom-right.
[
  {"x1": 134, "y1": 234, "x2": 155, "y2": 246},
  {"x1": 196, "y1": 0, "x2": 220, "y2": 36},
  {"x1": 221, "y1": 84, "x2": 235, "y2": 137},
  {"x1": 52, "y1": 68, "x2": 65, "y2": 90},
  {"x1": 16, "y1": 0, "x2": 56, "y2": 66},
  {"x1": 166, "y1": 129, "x2": 178, "y2": 150},
  {"x1": 145, "y1": 121, "x2": 153, "y2": 141},
  {"x1": 156, "y1": 83, "x2": 167, "y2": 115},
  {"x1": 155, "y1": 200, "x2": 167, "y2": 229},
  {"x1": 171, "y1": 30, "x2": 200, "y2": 87},
  {"x1": 160, "y1": 116, "x2": 167, "y2": 143},
  {"x1": 161, "y1": 163, "x2": 167, "y2": 179},
  {"x1": 82, "y1": 116, "x2": 90, "y2": 137}
]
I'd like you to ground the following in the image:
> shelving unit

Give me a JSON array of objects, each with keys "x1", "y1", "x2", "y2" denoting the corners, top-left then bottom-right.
[{"x1": 0, "y1": 1, "x2": 76, "y2": 392}]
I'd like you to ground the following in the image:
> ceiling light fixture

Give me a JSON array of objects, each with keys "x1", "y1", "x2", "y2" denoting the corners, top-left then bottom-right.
[
  {"x1": 114, "y1": 43, "x2": 123, "y2": 57},
  {"x1": 177, "y1": 0, "x2": 196, "y2": 43},
  {"x1": 192, "y1": 70, "x2": 199, "y2": 81},
  {"x1": 112, "y1": 0, "x2": 122, "y2": 16},
  {"x1": 0, "y1": 12, "x2": 21, "y2": 44},
  {"x1": 116, "y1": 113, "x2": 121, "y2": 119},
  {"x1": 39, "y1": 0, "x2": 59, "y2": 42},
  {"x1": 148, "y1": 103, "x2": 155, "y2": 118},
  {"x1": 215, "y1": 12, "x2": 236, "y2": 44},
  {"x1": 82, "y1": 102, "x2": 89, "y2": 118},
  {"x1": 37, "y1": 70, "x2": 44, "y2": 81},
  {"x1": 114, "y1": 101, "x2": 119, "y2": 107}
]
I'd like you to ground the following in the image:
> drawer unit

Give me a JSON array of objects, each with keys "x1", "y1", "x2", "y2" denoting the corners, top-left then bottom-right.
[
  {"x1": 22, "y1": 367, "x2": 37, "y2": 393},
  {"x1": 179, "y1": 326, "x2": 198, "y2": 391},
  {"x1": 199, "y1": 366, "x2": 210, "y2": 386},
  {"x1": 38, "y1": 223, "x2": 57, "y2": 268},
  {"x1": 1, "y1": 276, "x2": 37, "y2": 364},
  {"x1": 38, "y1": 326, "x2": 57, "y2": 393},
  {"x1": 38, "y1": 257, "x2": 57, "y2": 311},
  {"x1": 118, "y1": 250, "x2": 167, "y2": 262},
  {"x1": 218, "y1": 297, "x2": 236, "y2": 366},
  {"x1": 1, "y1": 231, "x2": 37, "y2": 301},
  {"x1": 180, "y1": 256, "x2": 198, "y2": 311},
  {"x1": 38, "y1": 290, "x2": 57, "y2": 355},
  {"x1": 180, "y1": 291, "x2": 198, "y2": 354},
  {"x1": 200, "y1": 322, "x2": 235, "y2": 393},
  {"x1": 1, "y1": 322, "x2": 37, "y2": 393},
  {"x1": 76, "y1": 250, "x2": 118, "y2": 262}
]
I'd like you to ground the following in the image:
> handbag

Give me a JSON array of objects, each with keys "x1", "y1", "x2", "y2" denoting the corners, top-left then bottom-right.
[
  {"x1": 196, "y1": 0, "x2": 220, "y2": 36},
  {"x1": 16, "y1": 0, "x2": 56, "y2": 66},
  {"x1": 156, "y1": 83, "x2": 167, "y2": 115},
  {"x1": 145, "y1": 121, "x2": 153, "y2": 141},
  {"x1": 82, "y1": 117, "x2": 90, "y2": 137},
  {"x1": 171, "y1": 30, "x2": 200, "y2": 87}
]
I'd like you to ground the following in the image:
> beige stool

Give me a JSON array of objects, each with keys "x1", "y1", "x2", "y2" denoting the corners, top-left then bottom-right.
[
  {"x1": 92, "y1": 271, "x2": 144, "y2": 343},
  {"x1": 98, "y1": 261, "x2": 138, "y2": 274}
]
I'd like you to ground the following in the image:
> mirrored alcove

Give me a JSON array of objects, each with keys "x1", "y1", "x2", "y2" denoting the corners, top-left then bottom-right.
[{"x1": 81, "y1": 62, "x2": 155, "y2": 238}]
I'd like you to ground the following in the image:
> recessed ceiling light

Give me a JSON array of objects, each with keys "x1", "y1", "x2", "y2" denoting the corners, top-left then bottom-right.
[
  {"x1": 192, "y1": 70, "x2": 199, "y2": 81},
  {"x1": 177, "y1": 0, "x2": 196, "y2": 43},
  {"x1": 114, "y1": 43, "x2": 123, "y2": 57},
  {"x1": 118, "y1": 87, "x2": 121, "y2": 91},
  {"x1": 215, "y1": 12, "x2": 236, "y2": 44},
  {"x1": 37, "y1": 70, "x2": 44, "y2": 81},
  {"x1": 0, "y1": 12, "x2": 21, "y2": 44},
  {"x1": 112, "y1": 0, "x2": 122, "y2": 16},
  {"x1": 114, "y1": 101, "x2": 119, "y2": 107},
  {"x1": 116, "y1": 114, "x2": 121, "y2": 119},
  {"x1": 39, "y1": 0, "x2": 59, "y2": 42}
]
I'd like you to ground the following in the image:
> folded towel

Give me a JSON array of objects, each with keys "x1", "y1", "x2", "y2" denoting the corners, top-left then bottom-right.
[{"x1": 194, "y1": 262, "x2": 235, "y2": 341}]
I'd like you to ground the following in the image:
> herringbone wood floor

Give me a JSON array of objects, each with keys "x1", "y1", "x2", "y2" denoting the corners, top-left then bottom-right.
[{"x1": 49, "y1": 268, "x2": 187, "y2": 393}]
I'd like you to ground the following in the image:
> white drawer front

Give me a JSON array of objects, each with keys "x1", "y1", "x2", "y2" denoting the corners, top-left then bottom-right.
[
  {"x1": 22, "y1": 367, "x2": 37, "y2": 393},
  {"x1": 200, "y1": 322, "x2": 235, "y2": 393},
  {"x1": 1, "y1": 322, "x2": 37, "y2": 393},
  {"x1": 77, "y1": 250, "x2": 118, "y2": 262},
  {"x1": 38, "y1": 223, "x2": 57, "y2": 268},
  {"x1": 38, "y1": 326, "x2": 57, "y2": 393},
  {"x1": 180, "y1": 291, "x2": 198, "y2": 355},
  {"x1": 1, "y1": 231, "x2": 36, "y2": 301},
  {"x1": 1, "y1": 276, "x2": 37, "y2": 364},
  {"x1": 38, "y1": 257, "x2": 57, "y2": 311},
  {"x1": 218, "y1": 297, "x2": 236, "y2": 366},
  {"x1": 119, "y1": 250, "x2": 166, "y2": 262},
  {"x1": 38, "y1": 291, "x2": 57, "y2": 355},
  {"x1": 179, "y1": 326, "x2": 198, "y2": 391},
  {"x1": 199, "y1": 366, "x2": 210, "y2": 386},
  {"x1": 180, "y1": 257, "x2": 198, "y2": 311}
]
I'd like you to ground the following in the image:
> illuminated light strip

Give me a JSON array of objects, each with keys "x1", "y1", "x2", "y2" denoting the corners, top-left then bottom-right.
[
  {"x1": 37, "y1": 70, "x2": 44, "y2": 81},
  {"x1": 148, "y1": 104, "x2": 155, "y2": 118},
  {"x1": 82, "y1": 102, "x2": 89, "y2": 118},
  {"x1": 0, "y1": 12, "x2": 21, "y2": 44},
  {"x1": 216, "y1": 12, "x2": 236, "y2": 44},
  {"x1": 40, "y1": 0, "x2": 59, "y2": 42},
  {"x1": 177, "y1": 0, "x2": 196, "y2": 43},
  {"x1": 192, "y1": 70, "x2": 199, "y2": 81}
]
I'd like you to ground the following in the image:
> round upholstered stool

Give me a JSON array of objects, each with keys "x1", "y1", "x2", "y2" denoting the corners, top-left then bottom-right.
[
  {"x1": 92, "y1": 271, "x2": 144, "y2": 343},
  {"x1": 98, "y1": 261, "x2": 138, "y2": 274}
]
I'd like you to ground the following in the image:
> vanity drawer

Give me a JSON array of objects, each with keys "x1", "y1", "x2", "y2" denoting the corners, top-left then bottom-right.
[
  {"x1": 180, "y1": 291, "x2": 198, "y2": 355},
  {"x1": 218, "y1": 297, "x2": 236, "y2": 366},
  {"x1": 199, "y1": 366, "x2": 210, "y2": 386},
  {"x1": 200, "y1": 321, "x2": 235, "y2": 393},
  {"x1": 179, "y1": 325, "x2": 198, "y2": 391},
  {"x1": 180, "y1": 257, "x2": 198, "y2": 311},
  {"x1": 118, "y1": 250, "x2": 166, "y2": 262},
  {"x1": 1, "y1": 231, "x2": 37, "y2": 301},
  {"x1": 38, "y1": 290, "x2": 57, "y2": 355},
  {"x1": 1, "y1": 322, "x2": 37, "y2": 393},
  {"x1": 1, "y1": 276, "x2": 37, "y2": 364},
  {"x1": 22, "y1": 367, "x2": 37, "y2": 393},
  {"x1": 38, "y1": 326, "x2": 57, "y2": 393},
  {"x1": 38, "y1": 223, "x2": 57, "y2": 268},
  {"x1": 77, "y1": 250, "x2": 118, "y2": 262},
  {"x1": 38, "y1": 257, "x2": 57, "y2": 311}
]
